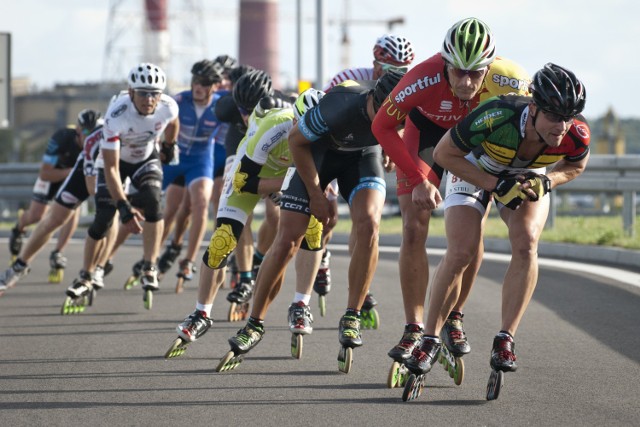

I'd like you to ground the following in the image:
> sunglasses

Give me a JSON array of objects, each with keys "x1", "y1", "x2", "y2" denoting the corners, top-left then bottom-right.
[
  {"x1": 541, "y1": 109, "x2": 575, "y2": 123},
  {"x1": 447, "y1": 66, "x2": 487, "y2": 79},
  {"x1": 192, "y1": 77, "x2": 214, "y2": 87},
  {"x1": 134, "y1": 90, "x2": 161, "y2": 99},
  {"x1": 376, "y1": 61, "x2": 408, "y2": 73}
]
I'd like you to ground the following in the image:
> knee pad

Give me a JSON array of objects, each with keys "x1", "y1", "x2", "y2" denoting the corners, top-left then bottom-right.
[
  {"x1": 202, "y1": 219, "x2": 244, "y2": 269},
  {"x1": 88, "y1": 207, "x2": 116, "y2": 240},
  {"x1": 300, "y1": 215, "x2": 324, "y2": 251},
  {"x1": 137, "y1": 185, "x2": 163, "y2": 222}
]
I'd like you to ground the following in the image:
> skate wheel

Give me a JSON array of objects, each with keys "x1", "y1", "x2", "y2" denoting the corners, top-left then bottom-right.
[
  {"x1": 291, "y1": 333, "x2": 303, "y2": 359},
  {"x1": 124, "y1": 275, "x2": 139, "y2": 290},
  {"x1": 402, "y1": 373, "x2": 425, "y2": 402},
  {"x1": 338, "y1": 346, "x2": 353, "y2": 374},
  {"x1": 240, "y1": 302, "x2": 250, "y2": 320},
  {"x1": 486, "y1": 369, "x2": 504, "y2": 401},
  {"x1": 387, "y1": 361, "x2": 401, "y2": 388},
  {"x1": 216, "y1": 350, "x2": 243, "y2": 372},
  {"x1": 175, "y1": 277, "x2": 185, "y2": 294},
  {"x1": 48, "y1": 268, "x2": 64, "y2": 284},
  {"x1": 318, "y1": 295, "x2": 326, "y2": 317},
  {"x1": 88, "y1": 288, "x2": 96, "y2": 306},
  {"x1": 228, "y1": 302, "x2": 238, "y2": 322},
  {"x1": 453, "y1": 357, "x2": 465, "y2": 386},
  {"x1": 143, "y1": 289, "x2": 153, "y2": 310},
  {"x1": 165, "y1": 337, "x2": 189, "y2": 359}
]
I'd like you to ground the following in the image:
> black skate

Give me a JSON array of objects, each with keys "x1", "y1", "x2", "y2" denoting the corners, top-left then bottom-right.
[
  {"x1": 387, "y1": 324, "x2": 423, "y2": 388},
  {"x1": 288, "y1": 301, "x2": 314, "y2": 359},
  {"x1": 361, "y1": 293, "x2": 379, "y2": 329},
  {"x1": 61, "y1": 270, "x2": 94, "y2": 315},
  {"x1": 313, "y1": 250, "x2": 331, "y2": 316},
  {"x1": 9, "y1": 224, "x2": 25, "y2": 262},
  {"x1": 158, "y1": 242, "x2": 182, "y2": 278},
  {"x1": 165, "y1": 310, "x2": 213, "y2": 359},
  {"x1": 123, "y1": 259, "x2": 144, "y2": 291},
  {"x1": 401, "y1": 337, "x2": 441, "y2": 402},
  {"x1": 48, "y1": 250, "x2": 67, "y2": 284},
  {"x1": 216, "y1": 321, "x2": 265, "y2": 372},
  {"x1": 103, "y1": 259, "x2": 114, "y2": 277},
  {"x1": 226, "y1": 278, "x2": 253, "y2": 322},
  {"x1": 486, "y1": 333, "x2": 517, "y2": 401},
  {"x1": 175, "y1": 259, "x2": 196, "y2": 294},
  {"x1": 437, "y1": 312, "x2": 468, "y2": 386},
  {"x1": 337, "y1": 314, "x2": 362, "y2": 374},
  {"x1": 140, "y1": 262, "x2": 159, "y2": 310}
]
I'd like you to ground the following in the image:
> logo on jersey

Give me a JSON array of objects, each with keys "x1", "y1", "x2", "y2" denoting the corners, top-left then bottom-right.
[
  {"x1": 381, "y1": 97, "x2": 407, "y2": 121},
  {"x1": 111, "y1": 104, "x2": 127, "y2": 118},
  {"x1": 394, "y1": 73, "x2": 442, "y2": 104},
  {"x1": 262, "y1": 129, "x2": 287, "y2": 152},
  {"x1": 491, "y1": 74, "x2": 529, "y2": 93},
  {"x1": 471, "y1": 109, "x2": 510, "y2": 131},
  {"x1": 574, "y1": 123, "x2": 590, "y2": 139},
  {"x1": 440, "y1": 101, "x2": 453, "y2": 111}
]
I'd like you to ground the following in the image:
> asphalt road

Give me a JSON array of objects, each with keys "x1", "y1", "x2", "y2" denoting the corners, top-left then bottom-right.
[{"x1": 0, "y1": 239, "x2": 639, "y2": 427}]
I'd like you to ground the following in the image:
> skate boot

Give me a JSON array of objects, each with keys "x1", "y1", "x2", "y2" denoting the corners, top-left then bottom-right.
[
  {"x1": 441, "y1": 312, "x2": 471, "y2": 356},
  {"x1": 103, "y1": 260, "x2": 114, "y2": 277},
  {"x1": 404, "y1": 336, "x2": 442, "y2": 375},
  {"x1": 140, "y1": 262, "x2": 159, "y2": 310},
  {"x1": 486, "y1": 332, "x2": 517, "y2": 401},
  {"x1": 226, "y1": 277, "x2": 253, "y2": 321},
  {"x1": 313, "y1": 250, "x2": 331, "y2": 317},
  {"x1": 9, "y1": 225, "x2": 25, "y2": 262},
  {"x1": 251, "y1": 252, "x2": 263, "y2": 281},
  {"x1": 288, "y1": 301, "x2": 314, "y2": 359},
  {"x1": 61, "y1": 270, "x2": 94, "y2": 314},
  {"x1": 165, "y1": 309, "x2": 214, "y2": 358},
  {"x1": 360, "y1": 293, "x2": 379, "y2": 329},
  {"x1": 48, "y1": 250, "x2": 67, "y2": 283},
  {"x1": 158, "y1": 242, "x2": 182, "y2": 277},
  {"x1": 92, "y1": 266, "x2": 105, "y2": 292},
  {"x1": 0, "y1": 259, "x2": 30, "y2": 296},
  {"x1": 123, "y1": 259, "x2": 144, "y2": 290},
  {"x1": 337, "y1": 314, "x2": 362, "y2": 374},
  {"x1": 175, "y1": 259, "x2": 196, "y2": 294},
  {"x1": 387, "y1": 324, "x2": 423, "y2": 388},
  {"x1": 216, "y1": 320, "x2": 265, "y2": 372}
]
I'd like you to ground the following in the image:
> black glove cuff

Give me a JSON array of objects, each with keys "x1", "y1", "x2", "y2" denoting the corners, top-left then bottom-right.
[{"x1": 116, "y1": 200, "x2": 134, "y2": 224}]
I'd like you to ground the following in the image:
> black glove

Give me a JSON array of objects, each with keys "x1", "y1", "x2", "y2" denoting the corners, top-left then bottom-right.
[
  {"x1": 269, "y1": 191, "x2": 283, "y2": 204},
  {"x1": 116, "y1": 200, "x2": 135, "y2": 224},
  {"x1": 522, "y1": 173, "x2": 552, "y2": 201},
  {"x1": 160, "y1": 141, "x2": 178, "y2": 165},
  {"x1": 492, "y1": 176, "x2": 527, "y2": 210}
]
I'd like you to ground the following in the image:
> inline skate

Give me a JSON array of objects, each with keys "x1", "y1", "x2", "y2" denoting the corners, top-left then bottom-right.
[
  {"x1": 8, "y1": 221, "x2": 25, "y2": 263},
  {"x1": 215, "y1": 320, "x2": 264, "y2": 372},
  {"x1": 387, "y1": 324, "x2": 423, "y2": 388},
  {"x1": 157, "y1": 242, "x2": 182, "y2": 280},
  {"x1": 401, "y1": 336, "x2": 442, "y2": 402},
  {"x1": 337, "y1": 313, "x2": 362, "y2": 374},
  {"x1": 288, "y1": 301, "x2": 313, "y2": 359},
  {"x1": 48, "y1": 250, "x2": 67, "y2": 283},
  {"x1": 165, "y1": 309, "x2": 213, "y2": 358},
  {"x1": 360, "y1": 293, "x2": 379, "y2": 329},
  {"x1": 61, "y1": 270, "x2": 94, "y2": 315},
  {"x1": 313, "y1": 250, "x2": 331, "y2": 317},
  {"x1": 0, "y1": 259, "x2": 30, "y2": 297},
  {"x1": 174, "y1": 259, "x2": 196, "y2": 294},
  {"x1": 225, "y1": 252, "x2": 239, "y2": 289},
  {"x1": 437, "y1": 312, "x2": 469, "y2": 386},
  {"x1": 140, "y1": 261, "x2": 159, "y2": 310},
  {"x1": 226, "y1": 277, "x2": 253, "y2": 321},
  {"x1": 486, "y1": 332, "x2": 517, "y2": 401}
]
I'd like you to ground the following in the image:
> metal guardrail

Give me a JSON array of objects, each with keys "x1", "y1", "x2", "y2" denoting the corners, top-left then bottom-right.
[{"x1": 1, "y1": 155, "x2": 638, "y2": 236}]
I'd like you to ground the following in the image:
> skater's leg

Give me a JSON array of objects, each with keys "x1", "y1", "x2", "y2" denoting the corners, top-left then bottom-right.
[
  {"x1": 294, "y1": 248, "x2": 322, "y2": 300},
  {"x1": 54, "y1": 208, "x2": 80, "y2": 253},
  {"x1": 183, "y1": 178, "x2": 212, "y2": 263},
  {"x1": 18, "y1": 202, "x2": 75, "y2": 264}
]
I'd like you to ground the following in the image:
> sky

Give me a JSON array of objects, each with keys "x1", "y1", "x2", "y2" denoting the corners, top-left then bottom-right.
[{"x1": 1, "y1": 0, "x2": 639, "y2": 120}]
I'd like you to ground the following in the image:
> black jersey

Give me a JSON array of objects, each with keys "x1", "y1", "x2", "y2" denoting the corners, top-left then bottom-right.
[
  {"x1": 42, "y1": 127, "x2": 82, "y2": 169},
  {"x1": 298, "y1": 81, "x2": 378, "y2": 151},
  {"x1": 215, "y1": 93, "x2": 247, "y2": 156}
]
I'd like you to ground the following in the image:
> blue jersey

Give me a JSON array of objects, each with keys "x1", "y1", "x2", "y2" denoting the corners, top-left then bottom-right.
[{"x1": 173, "y1": 89, "x2": 229, "y2": 158}]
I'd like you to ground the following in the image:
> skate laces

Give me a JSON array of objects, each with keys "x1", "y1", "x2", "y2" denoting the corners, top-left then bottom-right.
[
  {"x1": 445, "y1": 318, "x2": 466, "y2": 343},
  {"x1": 235, "y1": 323, "x2": 263, "y2": 345},
  {"x1": 493, "y1": 335, "x2": 516, "y2": 362},
  {"x1": 399, "y1": 326, "x2": 423, "y2": 348},
  {"x1": 340, "y1": 316, "x2": 360, "y2": 338}
]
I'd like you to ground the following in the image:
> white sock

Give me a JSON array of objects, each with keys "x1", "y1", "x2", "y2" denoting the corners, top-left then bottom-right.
[
  {"x1": 293, "y1": 292, "x2": 311, "y2": 305},
  {"x1": 196, "y1": 302, "x2": 213, "y2": 317}
]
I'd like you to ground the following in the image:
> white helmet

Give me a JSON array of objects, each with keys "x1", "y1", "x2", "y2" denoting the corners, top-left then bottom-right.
[
  {"x1": 128, "y1": 63, "x2": 167, "y2": 91},
  {"x1": 293, "y1": 88, "x2": 325, "y2": 120},
  {"x1": 373, "y1": 34, "x2": 415, "y2": 66}
]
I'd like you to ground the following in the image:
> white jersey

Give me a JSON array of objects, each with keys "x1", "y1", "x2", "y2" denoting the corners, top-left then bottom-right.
[
  {"x1": 101, "y1": 93, "x2": 179, "y2": 164},
  {"x1": 323, "y1": 67, "x2": 374, "y2": 91}
]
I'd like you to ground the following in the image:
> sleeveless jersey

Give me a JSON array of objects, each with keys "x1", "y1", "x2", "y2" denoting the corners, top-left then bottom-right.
[
  {"x1": 451, "y1": 95, "x2": 590, "y2": 176},
  {"x1": 102, "y1": 93, "x2": 179, "y2": 164}
]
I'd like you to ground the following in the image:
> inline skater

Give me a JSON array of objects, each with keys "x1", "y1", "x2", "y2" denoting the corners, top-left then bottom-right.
[
  {"x1": 320, "y1": 33, "x2": 416, "y2": 325},
  {"x1": 64, "y1": 63, "x2": 179, "y2": 311},
  {"x1": 372, "y1": 18, "x2": 531, "y2": 369},
  {"x1": 8, "y1": 110, "x2": 100, "y2": 272},
  {"x1": 218, "y1": 71, "x2": 405, "y2": 373},
  {"x1": 0, "y1": 113, "x2": 102, "y2": 296},
  {"x1": 406, "y1": 63, "x2": 589, "y2": 401}
]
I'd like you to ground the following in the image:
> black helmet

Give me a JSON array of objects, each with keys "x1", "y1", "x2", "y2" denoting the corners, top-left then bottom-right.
[
  {"x1": 213, "y1": 54, "x2": 239, "y2": 72},
  {"x1": 77, "y1": 109, "x2": 101, "y2": 132},
  {"x1": 372, "y1": 69, "x2": 405, "y2": 111},
  {"x1": 191, "y1": 60, "x2": 222, "y2": 85},
  {"x1": 232, "y1": 69, "x2": 274, "y2": 113},
  {"x1": 228, "y1": 64, "x2": 255, "y2": 85},
  {"x1": 531, "y1": 63, "x2": 586, "y2": 117}
]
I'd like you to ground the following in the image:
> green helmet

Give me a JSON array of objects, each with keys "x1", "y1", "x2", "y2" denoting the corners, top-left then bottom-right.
[{"x1": 441, "y1": 18, "x2": 496, "y2": 70}]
